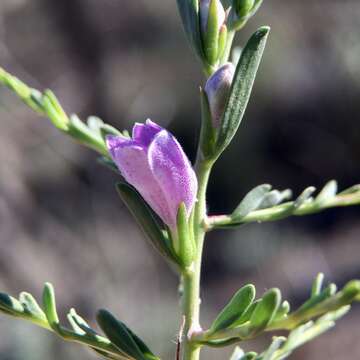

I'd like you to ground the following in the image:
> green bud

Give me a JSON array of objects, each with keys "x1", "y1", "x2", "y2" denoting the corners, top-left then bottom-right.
[
  {"x1": 200, "y1": 0, "x2": 226, "y2": 66},
  {"x1": 234, "y1": 0, "x2": 255, "y2": 18},
  {"x1": 229, "y1": 0, "x2": 263, "y2": 31}
]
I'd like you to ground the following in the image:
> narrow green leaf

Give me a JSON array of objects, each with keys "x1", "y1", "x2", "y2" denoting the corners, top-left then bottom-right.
[
  {"x1": 235, "y1": 0, "x2": 255, "y2": 18},
  {"x1": 216, "y1": 26, "x2": 270, "y2": 156},
  {"x1": 87, "y1": 116, "x2": 104, "y2": 131},
  {"x1": 199, "y1": 88, "x2": 217, "y2": 159},
  {"x1": 19, "y1": 292, "x2": 47, "y2": 321},
  {"x1": 342, "y1": 280, "x2": 360, "y2": 302},
  {"x1": 91, "y1": 348, "x2": 129, "y2": 360},
  {"x1": 232, "y1": 300, "x2": 259, "y2": 327},
  {"x1": 297, "y1": 283, "x2": 337, "y2": 314},
  {"x1": 230, "y1": 347, "x2": 245, "y2": 360},
  {"x1": 315, "y1": 180, "x2": 337, "y2": 206},
  {"x1": 232, "y1": 184, "x2": 272, "y2": 220},
  {"x1": 100, "y1": 124, "x2": 123, "y2": 141},
  {"x1": 272, "y1": 301, "x2": 290, "y2": 323},
  {"x1": 339, "y1": 184, "x2": 360, "y2": 195},
  {"x1": 261, "y1": 336, "x2": 286, "y2": 360},
  {"x1": 0, "y1": 293, "x2": 24, "y2": 315},
  {"x1": 67, "y1": 308, "x2": 97, "y2": 336},
  {"x1": 258, "y1": 189, "x2": 292, "y2": 209},
  {"x1": 294, "y1": 187, "x2": 316, "y2": 207},
  {"x1": 204, "y1": 0, "x2": 220, "y2": 65},
  {"x1": 97, "y1": 309, "x2": 146, "y2": 360},
  {"x1": 176, "y1": 0, "x2": 204, "y2": 60},
  {"x1": 176, "y1": 202, "x2": 196, "y2": 267},
  {"x1": 42, "y1": 92, "x2": 68, "y2": 131},
  {"x1": 122, "y1": 324, "x2": 159, "y2": 360},
  {"x1": 116, "y1": 182, "x2": 179, "y2": 266},
  {"x1": 210, "y1": 284, "x2": 256, "y2": 333},
  {"x1": 42, "y1": 283, "x2": 61, "y2": 331},
  {"x1": 311, "y1": 273, "x2": 324, "y2": 298},
  {"x1": 229, "y1": 347, "x2": 258, "y2": 360},
  {"x1": 249, "y1": 289, "x2": 281, "y2": 333},
  {"x1": 68, "y1": 114, "x2": 106, "y2": 154}
]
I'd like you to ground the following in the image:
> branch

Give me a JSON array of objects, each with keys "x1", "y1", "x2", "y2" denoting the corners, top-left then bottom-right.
[
  {"x1": 206, "y1": 181, "x2": 360, "y2": 229},
  {"x1": 0, "y1": 283, "x2": 160, "y2": 360},
  {"x1": 0, "y1": 67, "x2": 124, "y2": 159}
]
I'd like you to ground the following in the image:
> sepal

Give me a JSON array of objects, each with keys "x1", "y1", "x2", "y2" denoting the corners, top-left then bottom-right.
[{"x1": 174, "y1": 202, "x2": 196, "y2": 268}]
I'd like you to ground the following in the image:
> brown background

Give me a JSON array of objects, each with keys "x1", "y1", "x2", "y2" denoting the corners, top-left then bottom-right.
[{"x1": 0, "y1": 0, "x2": 360, "y2": 359}]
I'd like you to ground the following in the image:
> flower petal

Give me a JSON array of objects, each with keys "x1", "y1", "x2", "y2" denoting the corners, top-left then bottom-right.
[
  {"x1": 132, "y1": 119, "x2": 162, "y2": 148},
  {"x1": 148, "y1": 130, "x2": 198, "y2": 228},
  {"x1": 106, "y1": 135, "x2": 135, "y2": 159},
  {"x1": 109, "y1": 143, "x2": 173, "y2": 226}
]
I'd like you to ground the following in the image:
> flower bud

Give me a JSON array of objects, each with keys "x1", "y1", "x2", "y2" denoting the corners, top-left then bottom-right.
[
  {"x1": 204, "y1": 63, "x2": 235, "y2": 127},
  {"x1": 234, "y1": 0, "x2": 255, "y2": 19},
  {"x1": 200, "y1": 0, "x2": 225, "y2": 35},
  {"x1": 200, "y1": 0, "x2": 227, "y2": 66},
  {"x1": 229, "y1": 0, "x2": 262, "y2": 31}
]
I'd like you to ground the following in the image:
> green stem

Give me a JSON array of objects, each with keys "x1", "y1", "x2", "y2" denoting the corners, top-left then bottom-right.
[{"x1": 181, "y1": 159, "x2": 213, "y2": 360}]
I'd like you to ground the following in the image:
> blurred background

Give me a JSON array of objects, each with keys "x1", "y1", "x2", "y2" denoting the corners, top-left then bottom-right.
[{"x1": 0, "y1": 0, "x2": 360, "y2": 359}]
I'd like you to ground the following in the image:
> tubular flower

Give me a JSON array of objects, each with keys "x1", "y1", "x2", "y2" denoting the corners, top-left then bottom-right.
[{"x1": 106, "y1": 120, "x2": 198, "y2": 230}]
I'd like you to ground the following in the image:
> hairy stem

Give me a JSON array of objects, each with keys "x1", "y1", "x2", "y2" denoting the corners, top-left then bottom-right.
[{"x1": 181, "y1": 159, "x2": 213, "y2": 360}]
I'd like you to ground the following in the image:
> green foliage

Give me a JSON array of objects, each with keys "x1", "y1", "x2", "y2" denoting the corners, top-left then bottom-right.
[
  {"x1": 0, "y1": 284, "x2": 159, "y2": 360},
  {"x1": 215, "y1": 26, "x2": 270, "y2": 157},
  {"x1": 0, "y1": 1, "x2": 360, "y2": 359},
  {"x1": 176, "y1": 0, "x2": 204, "y2": 61},
  {"x1": 208, "y1": 180, "x2": 360, "y2": 229},
  {"x1": 228, "y1": 0, "x2": 263, "y2": 31},
  {"x1": 116, "y1": 182, "x2": 180, "y2": 268},
  {"x1": 193, "y1": 274, "x2": 360, "y2": 354},
  {"x1": 209, "y1": 284, "x2": 256, "y2": 333},
  {"x1": 231, "y1": 306, "x2": 350, "y2": 360},
  {"x1": 0, "y1": 67, "x2": 125, "y2": 158}
]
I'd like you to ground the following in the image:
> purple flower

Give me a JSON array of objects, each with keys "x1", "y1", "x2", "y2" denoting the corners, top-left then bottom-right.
[
  {"x1": 106, "y1": 120, "x2": 198, "y2": 230},
  {"x1": 205, "y1": 62, "x2": 235, "y2": 127}
]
